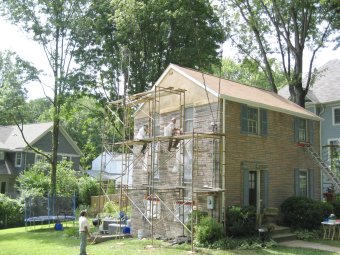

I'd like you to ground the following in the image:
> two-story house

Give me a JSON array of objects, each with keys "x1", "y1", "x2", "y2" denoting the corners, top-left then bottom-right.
[
  {"x1": 0, "y1": 122, "x2": 82, "y2": 198},
  {"x1": 111, "y1": 64, "x2": 323, "y2": 238},
  {"x1": 279, "y1": 59, "x2": 340, "y2": 192}
]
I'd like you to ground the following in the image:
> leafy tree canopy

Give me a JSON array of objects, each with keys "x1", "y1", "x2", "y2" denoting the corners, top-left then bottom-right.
[{"x1": 223, "y1": 0, "x2": 340, "y2": 107}]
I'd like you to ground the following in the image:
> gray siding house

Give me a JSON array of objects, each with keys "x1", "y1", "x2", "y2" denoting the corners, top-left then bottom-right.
[
  {"x1": 279, "y1": 59, "x2": 340, "y2": 191},
  {"x1": 0, "y1": 122, "x2": 82, "y2": 198}
]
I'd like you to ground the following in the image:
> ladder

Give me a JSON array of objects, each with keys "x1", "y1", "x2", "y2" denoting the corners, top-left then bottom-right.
[{"x1": 303, "y1": 144, "x2": 340, "y2": 192}]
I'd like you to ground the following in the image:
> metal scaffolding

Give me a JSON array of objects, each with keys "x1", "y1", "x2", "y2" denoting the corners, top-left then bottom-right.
[{"x1": 100, "y1": 86, "x2": 225, "y2": 251}]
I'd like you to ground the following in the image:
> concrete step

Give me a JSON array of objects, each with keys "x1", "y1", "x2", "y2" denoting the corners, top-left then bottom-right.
[{"x1": 272, "y1": 232, "x2": 297, "y2": 243}]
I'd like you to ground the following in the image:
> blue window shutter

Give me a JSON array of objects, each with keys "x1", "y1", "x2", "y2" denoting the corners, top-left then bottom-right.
[
  {"x1": 263, "y1": 170, "x2": 269, "y2": 208},
  {"x1": 260, "y1": 109, "x2": 268, "y2": 136},
  {"x1": 294, "y1": 118, "x2": 299, "y2": 142},
  {"x1": 308, "y1": 169, "x2": 315, "y2": 199},
  {"x1": 241, "y1": 104, "x2": 248, "y2": 134},
  {"x1": 294, "y1": 169, "x2": 300, "y2": 196},
  {"x1": 243, "y1": 169, "x2": 249, "y2": 206},
  {"x1": 308, "y1": 120, "x2": 314, "y2": 144}
]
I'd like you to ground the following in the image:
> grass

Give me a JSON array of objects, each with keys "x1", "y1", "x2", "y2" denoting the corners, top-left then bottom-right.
[{"x1": 1, "y1": 225, "x2": 340, "y2": 255}]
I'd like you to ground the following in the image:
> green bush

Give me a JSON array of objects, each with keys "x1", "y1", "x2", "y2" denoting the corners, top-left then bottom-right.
[
  {"x1": 280, "y1": 196, "x2": 333, "y2": 230},
  {"x1": 185, "y1": 210, "x2": 208, "y2": 232},
  {"x1": 225, "y1": 205, "x2": 257, "y2": 237},
  {"x1": 209, "y1": 236, "x2": 276, "y2": 250},
  {"x1": 294, "y1": 229, "x2": 321, "y2": 240},
  {"x1": 195, "y1": 217, "x2": 224, "y2": 245},
  {"x1": 77, "y1": 176, "x2": 100, "y2": 206},
  {"x1": 0, "y1": 194, "x2": 24, "y2": 228}
]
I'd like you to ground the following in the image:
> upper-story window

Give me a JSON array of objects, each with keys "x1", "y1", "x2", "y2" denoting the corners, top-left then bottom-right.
[
  {"x1": 15, "y1": 152, "x2": 22, "y2": 167},
  {"x1": 333, "y1": 107, "x2": 340, "y2": 126},
  {"x1": 184, "y1": 107, "x2": 193, "y2": 133},
  {"x1": 294, "y1": 118, "x2": 314, "y2": 143},
  {"x1": 241, "y1": 105, "x2": 268, "y2": 136},
  {"x1": 0, "y1": 151, "x2": 4, "y2": 160}
]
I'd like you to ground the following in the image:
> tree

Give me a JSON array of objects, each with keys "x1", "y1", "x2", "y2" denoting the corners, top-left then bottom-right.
[
  {"x1": 213, "y1": 57, "x2": 286, "y2": 90},
  {"x1": 73, "y1": 0, "x2": 225, "y2": 96},
  {"x1": 0, "y1": 50, "x2": 40, "y2": 125},
  {"x1": 223, "y1": 0, "x2": 339, "y2": 107},
  {"x1": 1, "y1": 0, "x2": 89, "y2": 195},
  {"x1": 16, "y1": 161, "x2": 78, "y2": 197}
]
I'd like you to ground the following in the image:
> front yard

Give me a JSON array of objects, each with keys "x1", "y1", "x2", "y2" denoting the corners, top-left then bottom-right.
[{"x1": 0, "y1": 225, "x2": 339, "y2": 255}]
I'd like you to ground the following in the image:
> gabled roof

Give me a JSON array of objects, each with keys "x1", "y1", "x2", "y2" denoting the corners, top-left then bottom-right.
[
  {"x1": 0, "y1": 122, "x2": 82, "y2": 154},
  {"x1": 156, "y1": 64, "x2": 320, "y2": 121},
  {"x1": 279, "y1": 59, "x2": 340, "y2": 104}
]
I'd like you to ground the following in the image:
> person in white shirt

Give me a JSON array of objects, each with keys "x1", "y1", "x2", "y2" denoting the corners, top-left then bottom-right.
[
  {"x1": 135, "y1": 124, "x2": 148, "y2": 154},
  {"x1": 79, "y1": 210, "x2": 91, "y2": 255},
  {"x1": 164, "y1": 117, "x2": 181, "y2": 151}
]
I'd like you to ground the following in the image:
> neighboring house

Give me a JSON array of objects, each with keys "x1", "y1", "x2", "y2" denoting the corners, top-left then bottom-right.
[
  {"x1": 123, "y1": 63, "x2": 323, "y2": 238},
  {"x1": 279, "y1": 59, "x2": 340, "y2": 191},
  {"x1": 0, "y1": 122, "x2": 82, "y2": 198},
  {"x1": 87, "y1": 151, "x2": 133, "y2": 187}
]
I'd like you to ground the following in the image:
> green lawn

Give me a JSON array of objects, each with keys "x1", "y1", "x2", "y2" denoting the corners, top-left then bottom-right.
[{"x1": 0, "y1": 225, "x2": 339, "y2": 255}]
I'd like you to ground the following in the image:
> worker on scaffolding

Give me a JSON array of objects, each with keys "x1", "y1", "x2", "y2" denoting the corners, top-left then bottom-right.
[
  {"x1": 136, "y1": 123, "x2": 149, "y2": 154},
  {"x1": 164, "y1": 117, "x2": 181, "y2": 151}
]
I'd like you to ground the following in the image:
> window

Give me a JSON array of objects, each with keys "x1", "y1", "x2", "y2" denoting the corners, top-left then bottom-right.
[
  {"x1": 294, "y1": 169, "x2": 314, "y2": 198},
  {"x1": 62, "y1": 155, "x2": 71, "y2": 162},
  {"x1": 184, "y1": 107, "x2": 193, "y2": 133},
  {"x1": 183, "y1": 140, "x2": 193, "y2": 182},
  {"x1": 333, "y1": 107, "x2": 340, "y2": 125},
  {"x1": 298, "y1": 171, "x2": 308, "y2": 197},
  {"x1": 0, "y1": 182, "x2": 6, "y2": 194},
  {"x1": 0, "y1": 151, "x2": 4, "y2": 160},
  {"x1": 35, "y1": 154, "x2": 46, "y2": 163},
  {"x1": 298, "y1": 119, "x2": 307, "y2": 141},
  {"x1": 15, "y1": 152, "x2": 22, "y2": 167},
  {"x1": 294, "y1": 118, "x2": 314, "y2": 143},
  {"x1": 144, "y1": 196, "x2": 161, "y2": 219},
  {"x1": 328, "y1": 139, "x2": 340, "y2": 170},
  {"x1": 174, "y1": 200, "x2": 193, "y2": 223},
  {"x1": 241, "y1": 105, "x2": 267, "y2": 136}
]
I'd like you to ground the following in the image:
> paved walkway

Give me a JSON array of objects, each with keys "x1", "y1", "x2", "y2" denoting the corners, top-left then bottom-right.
[{"x1": 279, "y1": 240, "x2": 340, "y2": 253}]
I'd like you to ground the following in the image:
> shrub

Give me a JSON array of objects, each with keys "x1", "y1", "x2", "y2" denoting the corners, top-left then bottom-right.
[
  {"x1": 210, "y1": 236, "x2": 276, "y2": 250},
  {"x1": 77, "y1": 176, "x2": 100, "y2": 206},
  {"x1": 185, "y1": 210, "x2": 208, "y2": 232},
  {"x1": 225, "y1": 205, "x2": 257, "y2": 237},
  {"x1": 0, "y1": 194, "x2": 24, "y2": 228},
  {"x1": 195, "y1": 217, "x2": 224, "y2": 245},
  {"x1": 280, "y1": 196, "x2": 333, "y2": 230},
  {"x1": 294, "y1": 229, "x2": 321, "y2": 240}
]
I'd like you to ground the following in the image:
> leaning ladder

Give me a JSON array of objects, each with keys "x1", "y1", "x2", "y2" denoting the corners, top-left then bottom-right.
[{"x1": 303, "y1": 144, "x2": 340, "y2": 192}]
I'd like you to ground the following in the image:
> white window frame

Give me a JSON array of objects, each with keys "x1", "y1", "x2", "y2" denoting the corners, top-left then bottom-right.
[
  {"x1": 144, "y1": 197, "x2": 161, "y2": 219},
  {"x1": 15, "y1": 152, "x2": 22, "y2": 167},
  {"x1": 61, "y1": 155, "x2": 72, "y2": 162},
  {"x1": 333, "y1": 106, "x2": 340, "y2": 126},
  {"x1": 298, "y1": 119, "x2": 307, "y2": 142},
  {"x1": 247, "y1": 107, "x2": 259, "y2": 134},
  {"x1": 0, "y1": 151, "x2": 4, "y2": 160},
  {"x1": 174, "y1": 200, "x2": 193, "y2": 223},
  {"x1": 328, "y1": 138, "x2": 340, "y2": 169},
  {"x1": 35, "y1": 154, "x2": 46, "y2": 163},
  {"x1": 298, "y1": 170, "x2": 308, "y2": 198}
]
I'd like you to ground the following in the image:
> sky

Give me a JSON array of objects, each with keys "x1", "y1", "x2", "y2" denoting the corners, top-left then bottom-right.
[{"x1": 1, "y1": 17, "x2": 340, "y2": 100}]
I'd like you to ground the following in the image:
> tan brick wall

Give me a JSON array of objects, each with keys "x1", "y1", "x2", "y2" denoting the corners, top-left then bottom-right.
[{"x1": 131, "y1": 99, "x2": 321, "y2": 238}]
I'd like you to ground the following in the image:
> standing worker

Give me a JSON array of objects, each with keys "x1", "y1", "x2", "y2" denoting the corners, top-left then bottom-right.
[
  {"x1": 135, "y1": 124, "x2": 149, "y2": 154},
  {"x1": 164, "y1": 117, "x2": 181, "y2": 151},
  {"x1": 79, "y1": 210, "x2": 91, "y2": 255}
]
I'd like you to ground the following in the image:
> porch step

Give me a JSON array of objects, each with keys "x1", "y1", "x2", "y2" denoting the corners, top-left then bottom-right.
[{"x1": 270, "y1": 226, "x2": 297, "y2": 243}]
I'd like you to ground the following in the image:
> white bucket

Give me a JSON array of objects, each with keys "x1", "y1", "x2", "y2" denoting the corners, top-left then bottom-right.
[{"x1": 137, "y1": 229, "x2": 144, "y2": 239}]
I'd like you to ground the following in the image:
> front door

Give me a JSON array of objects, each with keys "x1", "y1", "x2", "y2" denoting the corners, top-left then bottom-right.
[{"x1": 249, "y1": 171, "x2": 257, "y2": 207}]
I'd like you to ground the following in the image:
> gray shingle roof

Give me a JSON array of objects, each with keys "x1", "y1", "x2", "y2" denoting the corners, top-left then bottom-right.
[
  {"x1": 0, "y1": 122, "x2": 53, "y2": 151},
  {"x1": 279, "y1": 59, "x2": 340, "y2": 104}
]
